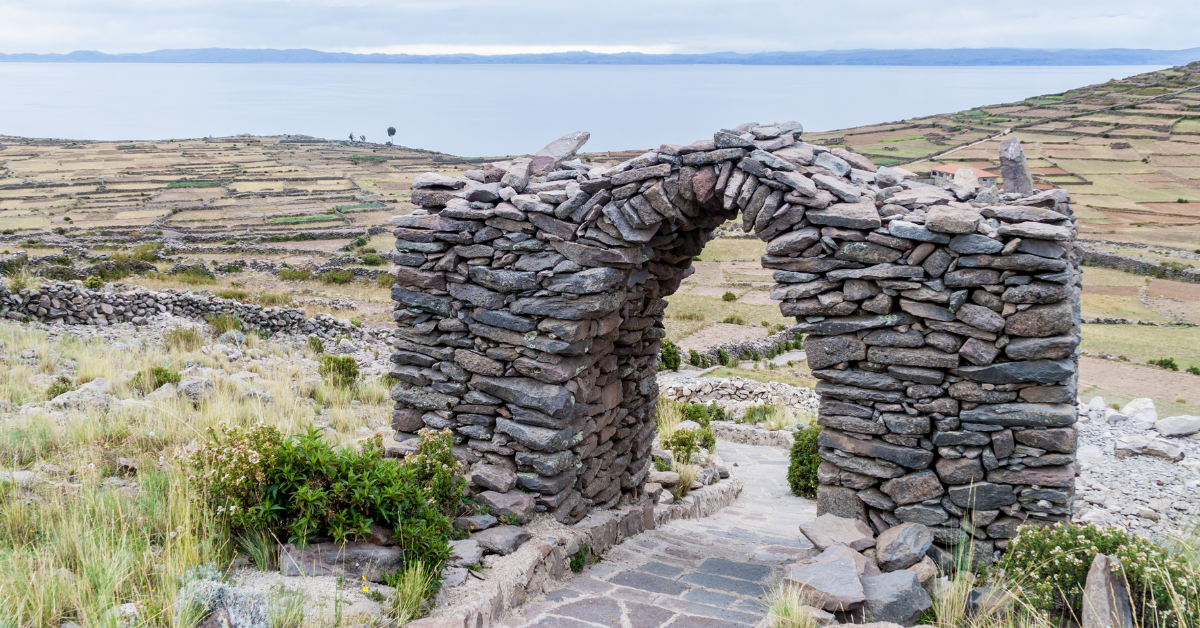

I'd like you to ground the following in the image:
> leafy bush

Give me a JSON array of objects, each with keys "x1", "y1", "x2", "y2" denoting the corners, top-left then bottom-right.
[
  {"x1": 351, "y1": 318, "x2": 363, "y2": 327},
  {"x1": 660, "y1": 338, "x2": 681, "y2": 371},
  {"x1": 1149, "y1": 357, "x2": 1180, "y2": 371},
  {"x1": 130, "y1": 243, "x2": 164, "y2": 262},
  {"x1": 83, "y1": 274, "x2": 103, "y2": 290},
  {"x1": 994, "y1": 522, "x2": 1200, "y2": 625},
  {"x1": 662, "y1": 425, "x2": 716, "y2": 464},
  {"x1": 743, "y1": 404, "x2": 774, "y2": 424},
  {"x1": 722, "y1": 291, "x2": 737, "y2": 302},
  {"x1": 688, "y1": 349, "x2": 710, "y2": 368},
  {"x1": 787, "y1": 425, "x2": 822, "y2": 498},
  {"x1": 377, "y1": 273, "x2": 396, "y2": 288},
  {"x1": 319, "y1": 354, "x2": 359, "y2": 386},
  {"x1": 683, "y1": 402, "x2": 723, "y2": 428},
  {"x1": 722, "y1": 315, "x2": 745, "y2": 325},
  {"x1": 1187, "y1": 365, "x2": 1200, "y2": 376},
  {"x1": 188, "y1": 425, "x2": 462, "y2": 572},
  {"x1": 361, "y1": 253, "x2": 385, "y2": 266},
  {"x1": 318, "y1": 269, "x2": 355, "y2": 284},
  {"x1": 135, "y1": 366, "x2": 181, "y2": 393},
  {"x1": 45, "y1": 376, "x2": 75, "y2": 400},
  {"x1": 570, "y1": 543, "x2": 591, "y2": 573},
  {"x1": 307, "y1": 336, "x2": 324, "y2": 354},
  {"x1": 205, "y1": 312, "x2": 241, "y2": 334},
  {"x1": 278, "y1": 267, "x2": 313, "y2": 281},
  {"x1": 717, "y1": 348, "x2": 731, "y2": 366}
]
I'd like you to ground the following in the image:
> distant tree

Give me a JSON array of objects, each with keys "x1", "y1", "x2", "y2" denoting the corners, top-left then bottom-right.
[
  {"x1": 359, "y1": 135, "x2": 366, "y2": 143},
  {"x1": 387, "y1": 126, "x2": 396, "y2": 145},
  {"x1": 348, "y1": 132, "x2": 354, "y2": 143}
]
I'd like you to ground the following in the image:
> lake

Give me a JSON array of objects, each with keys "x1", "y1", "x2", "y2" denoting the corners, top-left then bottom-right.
[{"x1": 0, "y1": 63, "x2": 1165, "y2": 156}]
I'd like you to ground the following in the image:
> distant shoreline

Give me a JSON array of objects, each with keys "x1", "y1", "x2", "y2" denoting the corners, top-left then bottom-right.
[{"x1": 2, "y1": 47, "x2": 1198, "y2": 66}]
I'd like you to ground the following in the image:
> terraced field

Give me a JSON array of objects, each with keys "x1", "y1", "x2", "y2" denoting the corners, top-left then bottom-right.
[{"x1": 805, "y1": 61, "x2": 1200, "y2": 250}]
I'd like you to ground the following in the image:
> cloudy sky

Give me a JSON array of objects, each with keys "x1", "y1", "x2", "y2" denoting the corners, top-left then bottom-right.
[{"x1": 1, "y1": 0, "x2": 1197, "y2": 55}]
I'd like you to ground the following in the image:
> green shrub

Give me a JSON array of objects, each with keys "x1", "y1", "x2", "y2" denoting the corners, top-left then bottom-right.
[
  {"x1": 188, "y1": 425, "x2": 462, "y2": 571},
  {"x1": 307, "y1": 336, "x2": 325, "y2": 354},
  {"x1": 688, "y1": 349, "x2": 709, "y2": 368},
  {"x1": 1187, "y1": 365, "x2": 1200, "y2": 376},
  {"x1": 351, "y1": 236, "x2": 368, "y2": 248},
  {"x1": 279, "y1": 267, "x2": 313, "y2": 281},
  {"x1": 131, "y1": 243, "x2": 164, "y2": 262},
  {"x1": 722, "y1": 291, "x2": 737, "y2": 302},
  {"x1": 683, "y1": 402, "x2": 723, "y2": 428},
  {"x1": 653, "y1": 457, "x2": 671, "y2": 472},
  {"x1": 45, "y1": 376, "x2": 75, "y2": 400},
  {"x1": 659, "y1": 338, "x2": 681, "y2": 371},
  {"x1": 1149, "y1": 357, "x2": 1180, "y2": 371},
  {"x1": 743, "y1": 404, "x2": 774, "y2": 424},
  {"x1": 662, "y1": 425, "x2": 716, "y2": 464},
  {"x1": 318, "y1": 269, "x2": 355, "y2": 284},
  {"x1": 995, "y1": 522, "x2": 1200, "y2": 624},
  {"x1": 361, "y1": 253, "x2": 385, "y2": 266},
  {"x1": 319, "y1": 354, "x2": 359, "y2": 386},
  {"x1": 351, "y1": 318, "x2": 363, "y2": 327},
  {"x1": 717, "y1": 348, "x2": 732, "y2": 367},
  {"x1": 722, "y1": 315, "x2": 745, "y2": 325},
  {"x1": 135, "y1": 366, "x2": 181, "y2": 393},
  {"x1": 377, "y1": 273, "x2": 396, "y2": 288},
  {"x1": 205, "y1": 312, "x2": 241, "y2": 334},
  {"x1": 570, "y1": 543, "x2": 591, "y2": 573},
  {"x1": 787, "y1": 425, "x2": 822, "y2": 498},
  {"x1": 83, "y1": 275, "x2": 103, "y2": 290}
]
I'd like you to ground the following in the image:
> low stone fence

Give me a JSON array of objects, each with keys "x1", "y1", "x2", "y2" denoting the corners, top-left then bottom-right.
[
  {"x1": 696, "y1": 329, "x2": 797, "y2": 365},
  {"x1": 0, "y1": 282, "x2": 394, "y2": 341},
  {"x1": 658, "y1": 375, "x2": 819, "y2": 418},
  {"x1": 1080, "y1": 246, "x2": 1200, "y2": 283}
]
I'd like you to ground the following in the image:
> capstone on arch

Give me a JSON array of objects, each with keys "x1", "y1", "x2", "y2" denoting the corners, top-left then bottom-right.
[{"x1": 388, "y1": 125, "x2": 1080, "y2": 555}]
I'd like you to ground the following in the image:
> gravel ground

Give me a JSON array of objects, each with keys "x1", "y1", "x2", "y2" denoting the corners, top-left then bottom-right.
[{"x1": 1073, "y1": 396, "x2": 1200, "y2": 540}]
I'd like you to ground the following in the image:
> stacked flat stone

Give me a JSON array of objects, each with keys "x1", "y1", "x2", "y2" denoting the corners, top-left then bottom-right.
[
  {"x1": 0, "y1": 282, "x2": 390, "y2": 341},
  {"x1": 391, "y1": 125, "x2": 1080, "y2": 542}
]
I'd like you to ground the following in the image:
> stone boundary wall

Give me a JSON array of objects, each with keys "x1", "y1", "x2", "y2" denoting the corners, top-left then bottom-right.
[
  {"x1": 658, "y1": 375, "x2": 819, "y2": 418},
  {"x1": 0, "y1": 282, "x2": 394, "y2": 341},
  {"x1": 694, "y1": 329, "x2": 794, "y2": 365},
  {"x1": 389, "y1": 126, "x2": 1081, "y2": 556},
  {"x1": 1080, "y1": 245, "x2": 1200, "y2": 283}
]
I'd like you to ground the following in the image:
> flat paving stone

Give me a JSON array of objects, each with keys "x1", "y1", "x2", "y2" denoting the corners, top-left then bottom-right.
[
  {"x1": 508, "y1": 441, "x2": 817, "y2": 628},
  {"x1": 609, "y1": 571, "x2": 689, "y2": 595},
  {"x1": 696, "y1": 558, "x2": 773, "y2": 582},
  {"x1": 640, "y1": 562, "x2": 687, "y2": 578}
]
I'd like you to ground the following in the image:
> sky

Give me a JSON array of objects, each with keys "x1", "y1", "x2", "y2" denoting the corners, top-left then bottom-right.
[{"x1": 1, "y1": 0, "x2": 1199, "y2": 55}]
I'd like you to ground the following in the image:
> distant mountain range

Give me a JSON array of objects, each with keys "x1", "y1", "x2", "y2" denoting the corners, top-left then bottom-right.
[{"x1": 2, "y1": 48, "x2": 1200, "y2": 65}]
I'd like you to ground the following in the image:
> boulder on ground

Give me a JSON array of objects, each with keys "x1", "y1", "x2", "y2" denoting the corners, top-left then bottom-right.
[
  {"x1": 1082, "y1": 554, "x2": 1134, "y2": 628},
  {"x1": 784, "y1": 555, "x2": 866, "y2": 612},
  {"x1": 1122, "y1": 398, "x2": 1156, "y2": 425},
  {"x1": 847, "y1": 570, "x2": 933, "y2": 626},
  {"x1": 279, "y1": 542, "x2": 402, "y2": 581},
  {"x1": 1114, "y1": 435, "x2": 1184, "y2": 462},
  {"x1": 875, "y1": 523, "x2": 934, "y2": 572},
  {"x1": 471, "y1": 525, "x2": 531, "y2": 556},
  {"x1": 1156, "y1": 415, "x2": 1200, "y2": 438},
  {"x1": 800, "y1": 513, "x2": 877, "y2": 551}
]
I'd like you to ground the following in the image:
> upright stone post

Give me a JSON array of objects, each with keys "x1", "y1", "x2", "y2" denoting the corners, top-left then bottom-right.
[{"x1": 999, "y1": 137, "x2": 1035, "y2": 195}]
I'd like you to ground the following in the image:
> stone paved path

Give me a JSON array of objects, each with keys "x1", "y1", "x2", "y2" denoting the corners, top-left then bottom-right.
[{"x1": 503, "y1": 440, "x2": 818, "y2": 628}]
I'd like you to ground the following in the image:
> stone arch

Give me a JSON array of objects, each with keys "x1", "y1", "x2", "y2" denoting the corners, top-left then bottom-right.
[{"x1": 390, "y1": 124, "x2": 1080, "y2": 548}]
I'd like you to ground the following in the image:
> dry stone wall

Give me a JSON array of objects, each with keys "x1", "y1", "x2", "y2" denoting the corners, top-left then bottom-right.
[{"x1": 390, "y1": 125, "x2": 1081, "y2": 548}]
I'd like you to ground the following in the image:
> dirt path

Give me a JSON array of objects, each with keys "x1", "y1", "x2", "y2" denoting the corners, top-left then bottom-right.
[
  {"x1": 1078, "y1": 356, "x2": 1197, "y2": 402},
  {"x1": 507, "y1": 441, "x2": 816, "y2": 628}
]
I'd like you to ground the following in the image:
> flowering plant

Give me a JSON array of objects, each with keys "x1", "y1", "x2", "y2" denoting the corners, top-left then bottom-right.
[{"x1": 993, "y1": 522, "x2": 1198, "y2": 626}]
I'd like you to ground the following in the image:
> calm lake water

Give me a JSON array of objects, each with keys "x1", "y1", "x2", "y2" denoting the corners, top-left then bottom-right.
[{"x1": 0, "y1": 63, "x2": 1165, "y2": 156}]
